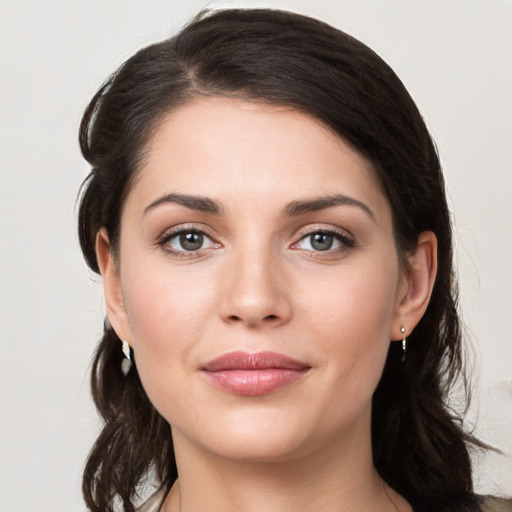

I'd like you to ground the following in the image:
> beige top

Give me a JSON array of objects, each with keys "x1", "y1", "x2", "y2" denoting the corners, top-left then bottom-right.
[
  {"x1": 480, "y1": 497, "x2": 512, "y2": 512},
  {"x1": 136, "y1": 488, "x2": 512, "y2": 512}
]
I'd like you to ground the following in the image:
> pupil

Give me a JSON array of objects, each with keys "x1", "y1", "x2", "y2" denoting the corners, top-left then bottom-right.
[
  {"x1": 311, "y1": 233, "x2": 333, "y2": 251},
  {"x1": 180, "y1": 232, "x2": 203, "y2": 251}
]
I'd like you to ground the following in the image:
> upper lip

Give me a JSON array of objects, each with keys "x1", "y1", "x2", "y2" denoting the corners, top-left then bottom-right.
[{"x1": 201, "y1": 351, "x2": 310, "y2": 372}]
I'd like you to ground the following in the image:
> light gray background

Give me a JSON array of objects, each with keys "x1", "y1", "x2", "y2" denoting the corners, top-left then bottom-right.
[{"x1": 0, "y1": 0, "x2": 510, "y2": 510}]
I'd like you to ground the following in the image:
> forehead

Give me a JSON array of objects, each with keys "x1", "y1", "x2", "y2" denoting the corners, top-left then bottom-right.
[{"x1": 127, "y1": 97, "x2": 390, "y2": 219}]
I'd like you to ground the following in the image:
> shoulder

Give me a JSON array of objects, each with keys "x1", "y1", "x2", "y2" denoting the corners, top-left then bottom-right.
[
  {"x1": 477, "y1": 495, "x2": 512, "y2": 512},
  {"x1": 136, "y1": 487, "x2": 166, "y2": 512},
  {"x1": 134, "y1": 490, "x2": 512, "y2": 512}
]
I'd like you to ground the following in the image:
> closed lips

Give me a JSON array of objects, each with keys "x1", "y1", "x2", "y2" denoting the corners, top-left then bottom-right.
[
  {"x1": 201, "y1": 351, "x2": 311, "y2": 396},
  {"x1": 201, "y1": 351, "x2": 311, "y2": 371}
]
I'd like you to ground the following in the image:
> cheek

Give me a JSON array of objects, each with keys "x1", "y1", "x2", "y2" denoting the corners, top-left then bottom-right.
[
  {"x1": 294, "y1": 261, "x2": 399, "y2": 433},
  {"x1": 302, "y1": 258, "x2": 398, "y2": 340},
  {"x1": 120, "y1": 261, "x2": 217, "y2": 375},
  {"x1": 119, "y1": 262, "x2": 222, "y2": 425},
  {"x1": 300, "y1": 255, "x2": 400, "y2": 381}
]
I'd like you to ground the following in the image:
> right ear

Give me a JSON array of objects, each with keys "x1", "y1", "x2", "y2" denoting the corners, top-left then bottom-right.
[{"x1": 95, "y1": 228, "x2": 132, "y2": 343}]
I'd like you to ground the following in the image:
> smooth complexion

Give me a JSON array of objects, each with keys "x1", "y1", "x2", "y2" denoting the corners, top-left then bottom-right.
[{"x1": 96, "y1": 98, "x2": 437, "y2": 512}]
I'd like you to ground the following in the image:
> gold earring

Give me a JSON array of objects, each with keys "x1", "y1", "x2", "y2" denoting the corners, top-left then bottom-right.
[
  {"x1": 400, "y1": 326, "x2": 407, "y2": 362},
  {"x1": 121, "y1": 340, "x2": 132, "y2": 375}
]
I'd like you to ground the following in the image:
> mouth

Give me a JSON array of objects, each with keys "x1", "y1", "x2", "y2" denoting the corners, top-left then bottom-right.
[{"x1": 201, "y1": 351, "x2": 311, "y2": 396}]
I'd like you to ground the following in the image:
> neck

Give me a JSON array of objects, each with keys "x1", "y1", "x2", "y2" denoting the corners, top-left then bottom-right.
[{"x1": 162, "y1": 420, "x2": 411, "y2": 512}]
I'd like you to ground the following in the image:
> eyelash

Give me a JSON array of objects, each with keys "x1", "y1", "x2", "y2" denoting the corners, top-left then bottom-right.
[
  {"x1": 292, "y1": 228, "x2": 355, "y2": 256},
  {"x1": 157, "y1": 225, "x2": 220, "y2": 258},
  {"x1": 157, "y1": 225, "x2": 355, "y2": 258}
]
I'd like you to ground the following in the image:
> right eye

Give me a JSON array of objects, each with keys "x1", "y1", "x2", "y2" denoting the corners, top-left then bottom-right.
[{"x1": 161, "y1": 229, "x2": 218, "y2": 254}]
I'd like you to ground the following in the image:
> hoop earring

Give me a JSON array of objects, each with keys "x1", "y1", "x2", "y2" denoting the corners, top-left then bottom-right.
[
  {"x1": 121, "y1": 340, "x2": 132, "y2": 376},
  {"x1": 400, "y1": 326, "x2": 407, "y2": 362}
]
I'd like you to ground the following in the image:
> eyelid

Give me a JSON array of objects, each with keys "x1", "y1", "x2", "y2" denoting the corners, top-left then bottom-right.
[
  {"x1": 294, "y1": 224, "x2": 354, "y2": 241},
  {"x1": 157, "y1": 224, "x2": 221, "y2": 255},
  {"x1": 290, "y1": 225, "x2": 355, "y2": 252},
  {"x1": 155, "y1": 223, "x2": 354, "y2": 257}
]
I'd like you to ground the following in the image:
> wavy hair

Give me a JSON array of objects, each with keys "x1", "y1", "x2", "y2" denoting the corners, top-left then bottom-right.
[{"x1": 78, "y1": 9, "x2": 484, "y2": 512}]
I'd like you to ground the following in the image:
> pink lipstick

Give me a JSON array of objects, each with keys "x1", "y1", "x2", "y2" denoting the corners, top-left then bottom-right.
[{"x1": 201, "y1": 351, "x2": 310, "y2": 396}]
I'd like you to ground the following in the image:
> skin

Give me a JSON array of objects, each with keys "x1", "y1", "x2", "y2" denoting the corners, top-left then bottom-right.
[{"x1": 96, "y1": 98, "x2": 437, "y2": 512}]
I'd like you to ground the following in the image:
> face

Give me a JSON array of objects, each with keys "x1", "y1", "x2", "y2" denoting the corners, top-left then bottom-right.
[{"x1": 102, "y1": 98, "x2": 414, "y2": 464}]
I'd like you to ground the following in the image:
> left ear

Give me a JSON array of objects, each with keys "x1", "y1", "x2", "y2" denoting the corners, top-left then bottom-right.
[{"x1": 391, "y1": 231, "x2": 438, "y2": 340}]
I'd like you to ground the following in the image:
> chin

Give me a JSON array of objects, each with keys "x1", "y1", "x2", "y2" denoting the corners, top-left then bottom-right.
[
  {"x1": 174, "y1": 405, "x2": 316, "y2": 463},
  {"x1": 206, "y1": 431, "x2": 310, "y2": 463}
]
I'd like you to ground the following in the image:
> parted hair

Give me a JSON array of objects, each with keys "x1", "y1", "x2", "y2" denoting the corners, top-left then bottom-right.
[{"x1": 78, "y1": 9, "x2": 485, "y2": 512}]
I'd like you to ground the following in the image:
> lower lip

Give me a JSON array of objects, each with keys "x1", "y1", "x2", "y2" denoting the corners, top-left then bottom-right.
[{"x1": 203, "y1": 369, "x2": 308, "y2": 396}]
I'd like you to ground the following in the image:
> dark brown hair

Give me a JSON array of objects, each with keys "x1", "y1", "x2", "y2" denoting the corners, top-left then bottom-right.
[{"x1": 78, "y1": 9, "x2": 484, "y2": 512}]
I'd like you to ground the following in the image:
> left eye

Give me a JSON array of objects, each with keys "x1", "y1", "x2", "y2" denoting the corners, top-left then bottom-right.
[
  {"x1": 166, "y1": 230, "x2": 215, "y2": 252},
  {"x1": 296, "y1": 232, "x2": 345, "y2": 251}
]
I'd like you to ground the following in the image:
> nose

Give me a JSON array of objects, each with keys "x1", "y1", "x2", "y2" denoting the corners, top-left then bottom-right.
[{"x1": 219, "y1": 245, "x2": 292, "y2": 329}]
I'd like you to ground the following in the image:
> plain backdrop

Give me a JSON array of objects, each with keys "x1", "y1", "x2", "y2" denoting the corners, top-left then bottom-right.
[{"x1": 0, "y1": 0, "x2": 511, "y2": 510}]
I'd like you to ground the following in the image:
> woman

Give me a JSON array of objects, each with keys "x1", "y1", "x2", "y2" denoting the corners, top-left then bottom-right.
[{"x1": 77, "y1": 8, "x2": 509, "y2": 512}]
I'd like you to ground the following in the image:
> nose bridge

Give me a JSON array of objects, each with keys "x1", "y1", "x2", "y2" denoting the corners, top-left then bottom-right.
[{"x1": 220, "y1": 236, "x2": 290, "y2": 327}]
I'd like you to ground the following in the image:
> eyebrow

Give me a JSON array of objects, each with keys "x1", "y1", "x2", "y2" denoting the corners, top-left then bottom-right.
[
  {"x1": 143, "y1": 192, "x2": 374, "y2": 220},
  {"x1": 144, "y1": 193, "x2": 224, "y2": 215},
  {"x1": 281, "y1": 194, "x2": 375, "y2": 220}
]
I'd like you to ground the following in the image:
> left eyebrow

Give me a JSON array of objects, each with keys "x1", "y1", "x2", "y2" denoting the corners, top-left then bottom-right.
[{"x1": 281, "y1": 194, "x2": 375, "y2": 221}]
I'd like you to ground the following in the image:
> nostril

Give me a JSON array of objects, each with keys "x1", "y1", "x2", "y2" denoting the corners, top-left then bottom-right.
[{"x1": 226, "y1": 314, "x2": 279, "y2": 324}]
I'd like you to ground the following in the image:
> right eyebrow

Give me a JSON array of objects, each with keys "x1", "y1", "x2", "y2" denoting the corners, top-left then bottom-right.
[{"x1": 143, "y1": 193, "x2": 225, "y2": 216}]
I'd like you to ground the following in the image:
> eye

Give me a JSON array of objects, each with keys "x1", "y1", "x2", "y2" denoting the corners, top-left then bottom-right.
[
  {"x1": 162, "y1": 229, "x2": 217, "y2": 253},
  {"x1": 294, "y1": 230, "x2": 353, "y2": 252}
]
